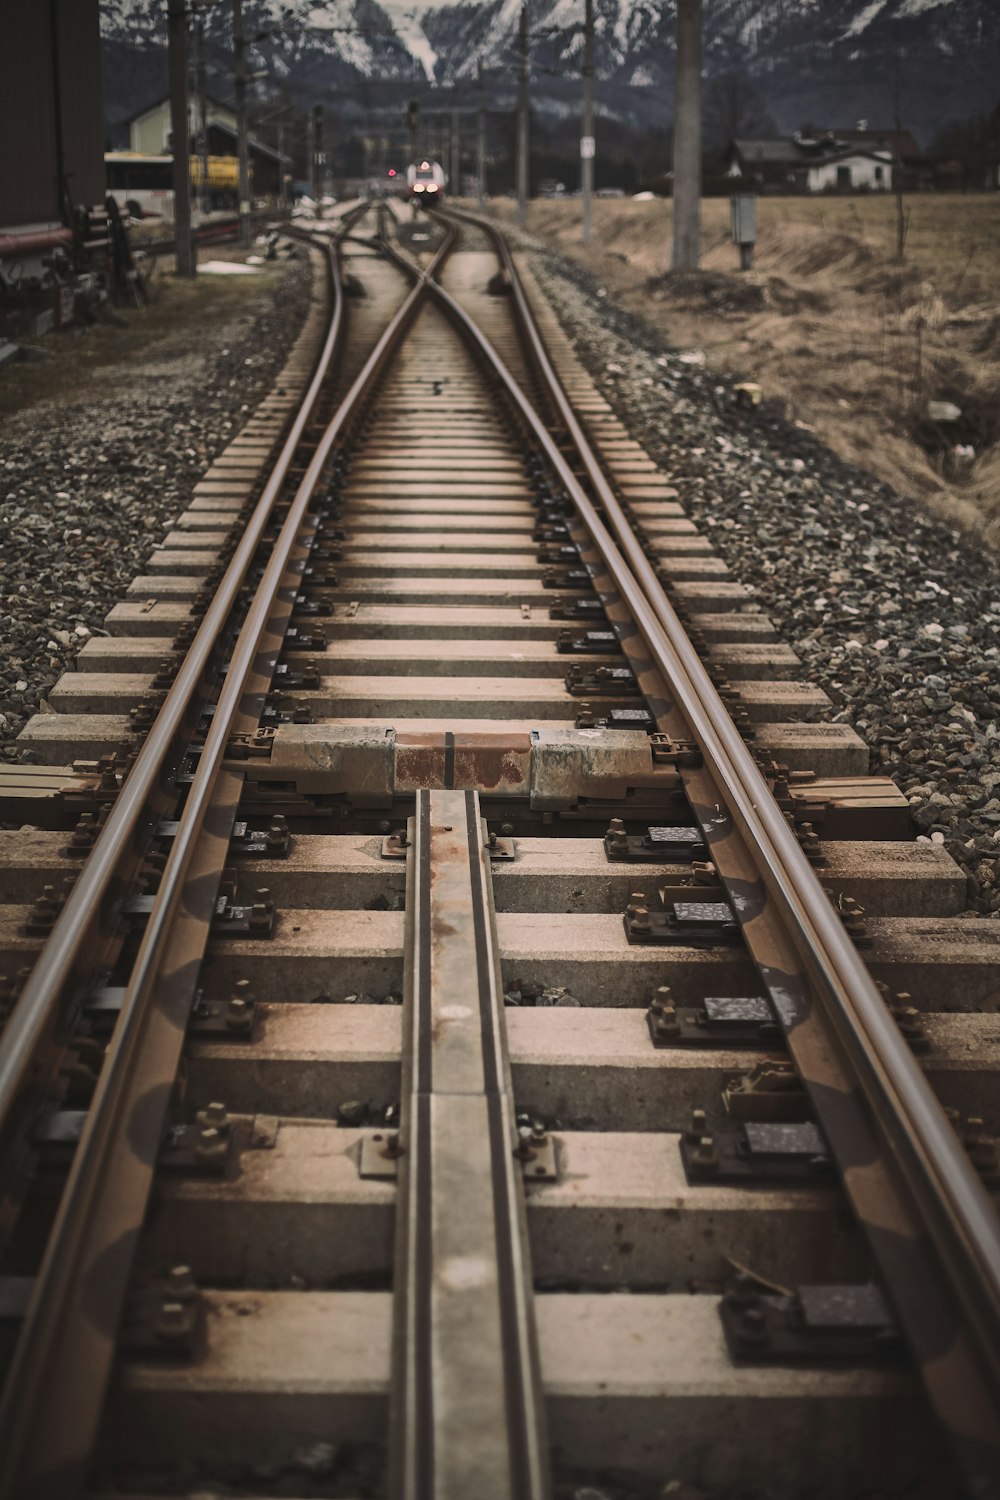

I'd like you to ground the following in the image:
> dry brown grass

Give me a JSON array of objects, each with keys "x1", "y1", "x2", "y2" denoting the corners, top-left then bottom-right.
[{"x1": 485, "y1": 194, "x2": 1000, "y2": 547}]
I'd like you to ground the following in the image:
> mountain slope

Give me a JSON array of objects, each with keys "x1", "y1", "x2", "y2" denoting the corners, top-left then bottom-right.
[{"x1": 99, "y1": 0, "x2": 999, "y2": 144}]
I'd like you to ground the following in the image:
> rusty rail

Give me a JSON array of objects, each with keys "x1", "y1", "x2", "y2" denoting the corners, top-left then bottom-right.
[{"x1": 0, "y1": 205, "x2": 389, "y2": 1499}]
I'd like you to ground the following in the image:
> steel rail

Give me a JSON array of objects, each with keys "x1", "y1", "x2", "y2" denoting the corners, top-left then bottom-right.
[
  {"x1": 416, "y1": 206, "x2": 1000, "y2": 1490},
  {"x1": 0, "y1": 206, "x2": 393, "y2": 1498},
  {"x1": 0, "y1": 212, "x2": 364, "y2": 1183}
]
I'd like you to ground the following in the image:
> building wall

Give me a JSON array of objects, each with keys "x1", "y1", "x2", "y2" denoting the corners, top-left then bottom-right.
[
  {"x1": 130, "y1": 99, "x2": 237, "y2": 156},
  {"x1": 0, "y1": 0, "x2": 104, "y2": 228},
  {"x1": 807, "y1": 155, "x2": 892, "y2": 192}
]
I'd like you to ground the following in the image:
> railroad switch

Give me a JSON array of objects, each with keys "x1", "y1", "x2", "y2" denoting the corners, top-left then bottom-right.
[
  {"x1": 153, "y1": 815, "x2": 291, "y2": 860},
  {"x1": 680, "y1": 1111, "x2": 832, "y2": 1187},
  {"x1": 119, "y1": 1268, "x2": 206, "y2": 1359},
  {"x1": 649, "y1": 734, "x2": 703, "y2": 768},
  {"x1": 623, "y1": 891, "x2": 740, "y2": 947},
  {"x1": 188, "y1": 982, "x2": 259, "y2": 1040},
  {"x1": 261, "y1": 698, "x2": 313, "y2": 727},
  {"x1": 549, "y1": 597, "x2": 607, "y2": 623},
  {"x1": 282, "y1": 625, "x2": 328, "y2": 652},
  {"x1": 543, "y1": 566, "x2": 591, "y2": 589},
  {"x1": 226, "y1": 727, "x2": 275, "y2": 761},
  {"x1": 557, "y1": 629, "x2": 622, "y2": 655},
  {"x1": 159, "y1": 1108, "x2": 237, "y2": 1177},
  {"x1": 533, "y1": 523, "x2": 570, "y2": 544},
  {"x1": 646, "y1": 990, "x2": 781, "y2": 1049},
  {"x1": 576, "y1": 705, "x2": 655, "y2": 731},
  {"x1": 565, "y1": 665, "x2": 639, "y2": 697},
  {"x1": 274, "y1": 661, "x2": 321, "y2": 691},
  {"x1": 724, "y1": 1060, "x2": 811, "y2": 1122},
  {"x1": 719, "y1": 1278, "x2": 902, "y2": 1366},
  {"x1": 604, "y1": 819, "x2": 706, "y2": 863},
  {"x1": 381, "y1": 827, "x2": 515, "y2": 860},
  {"x1": 291, "y1": 596, "x2": 333, "y2": 617}
]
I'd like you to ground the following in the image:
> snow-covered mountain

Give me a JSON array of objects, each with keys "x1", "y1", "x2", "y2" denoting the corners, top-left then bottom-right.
[{"x1": 100, "y1": 0, "x2": 999, "y2": 144}]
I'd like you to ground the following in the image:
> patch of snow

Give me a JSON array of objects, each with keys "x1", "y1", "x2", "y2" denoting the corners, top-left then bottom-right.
[
  {"x1": 896, "y1": 0, "x2": 949, "y2": 15},
  {"x1": 841, "y1": 0, "x2": 887, "y2": 38},
  {"x1": 386, "y1": 7, "x2": 438, "y2": 79}
]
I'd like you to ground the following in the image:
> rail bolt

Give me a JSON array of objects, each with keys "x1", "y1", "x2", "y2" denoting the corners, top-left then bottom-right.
[
  {"x1": 606, "y1": 817, "x2": 627, "y2": 848},
  {"x1": 166, "y1": 1265, "x2": 198, "y2": 1303},
  {"x1": 225, "y1": 985, "x2": 254, "y2": 1033},
  {"x1": 692, "y1": 1135, "x2": 719, "y2": 1174},
  {"x1": 195, "y1": 1125, "x2": 228, "y2": 1167},
  {"x1": 737, "y1": 1306, "x2": 769, "y2": 1350}
]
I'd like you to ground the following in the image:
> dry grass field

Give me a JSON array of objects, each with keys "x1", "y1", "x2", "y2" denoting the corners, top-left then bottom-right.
[{"x1": 487, "y1": 193, "x2": 1000, "y2": 547}]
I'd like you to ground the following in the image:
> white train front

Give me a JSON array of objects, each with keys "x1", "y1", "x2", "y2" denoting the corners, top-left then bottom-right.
[{"x1": 406, "y1": 160, "x2": 446, "y2": 202}]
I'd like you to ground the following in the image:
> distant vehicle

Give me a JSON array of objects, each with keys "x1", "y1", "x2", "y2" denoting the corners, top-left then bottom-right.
[
  {"x1": 105, "y1": 152, "x2": 241, "y2": 219},
  {"x1": 104, "y1": 153, "x2": 174, "y2": 220},
  {"x1": 406, "y1": 159, "x2": 446, "y2": 203}
]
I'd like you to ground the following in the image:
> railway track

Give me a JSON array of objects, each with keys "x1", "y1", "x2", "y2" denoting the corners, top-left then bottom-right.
[{"x1": 0, "y1": 201, "x2": 998, "y2": 1500}]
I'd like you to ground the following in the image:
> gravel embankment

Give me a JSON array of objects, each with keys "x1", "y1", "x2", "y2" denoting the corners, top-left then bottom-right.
[
  {"x1": 522, "y1": 240, "x2": 1000, "y2": 919},
  {"x1": 1, "y1": 251, "x2": 315, "y2": 762}
]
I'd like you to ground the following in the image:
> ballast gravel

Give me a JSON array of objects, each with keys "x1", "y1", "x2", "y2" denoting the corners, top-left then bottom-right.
[
  {"x1": 520, "y1": 240, "x2": 1000, "y2": 919},
  {"x1": 0, "y1": 251, "x2": 314, "y2": 763}
]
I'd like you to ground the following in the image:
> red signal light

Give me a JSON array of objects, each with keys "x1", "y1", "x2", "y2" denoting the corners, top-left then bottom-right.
[{"x1": 388, "y1": 168, "x2": 397, "y2": 177}]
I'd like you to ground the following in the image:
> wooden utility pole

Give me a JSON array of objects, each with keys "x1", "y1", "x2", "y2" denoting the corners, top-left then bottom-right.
[
  {"x1": 581, "y1": 0, "x2": 595, "y2": 244},
  {"x1": 671, "y1": 0, "x2": 702, "y2": 270},
  {"x1": 477, "y1": 58, "x2": 487, "y2": 208},
  {"x1": 196, "y1": 16, "x2": 208, "y2": 213},
  {"x1": 312, "y1": 104, "x2": 324, "y2": 209},
  {"x1": 516, "y1": 5, "x2": 529, "y2": 225},
  {"x1": 450, "y1": 107, "x2": 460, "y2": 198},
  {"x1": 167, "y1": 0, "x2": 195, "y2": 276},
  {"x1": 893, "y1": 48, "x2": 908, "y2": 263},
  {"x1": 232, "y1": 0, "x2": 252, "y2": 248}
]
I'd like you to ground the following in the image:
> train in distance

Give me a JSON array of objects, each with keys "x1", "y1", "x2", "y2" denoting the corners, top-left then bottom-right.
[{"x1": 405, "y1": 160, "x2": 446, "y2": 202}]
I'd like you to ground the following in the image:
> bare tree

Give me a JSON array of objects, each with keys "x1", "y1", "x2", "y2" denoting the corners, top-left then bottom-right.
[{"x1": 704, "y1": 67, "x2": 776, "y2": 154}]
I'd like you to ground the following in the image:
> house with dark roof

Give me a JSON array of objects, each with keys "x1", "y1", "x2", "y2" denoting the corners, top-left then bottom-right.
[
  {"x1": 123, "y1": 96, "x2": 290, "y2": 195},
  {"x1": 725, "y1": 125, "x2": 897, "y2": 193}
]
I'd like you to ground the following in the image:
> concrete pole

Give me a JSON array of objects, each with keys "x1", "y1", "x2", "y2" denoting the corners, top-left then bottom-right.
[
  {"x1": 477, "y1": 59, "x2": 487, "y2": 208},
  {"x1": 232, "y1": 0, "x2": 252, "y2": 248},
  {"x1": 167, "y1": 0, "x2": 195, "y2": 276},
  {"x1": 671, "y1": 0, "x2": 702, "y2": 270},
  {"x1": 581, "y1": 0, "x2": 594, "y2": 244},
  {"x1": 277, "y1": 116, "x2": 287, "y2": 209},
  {"x1": 516, "y1": 5, "x2": 529, "y2": 225}
]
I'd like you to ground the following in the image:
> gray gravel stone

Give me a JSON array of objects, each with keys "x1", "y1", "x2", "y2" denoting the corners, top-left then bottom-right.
[
  {"x1": 1, "y1": 256, "x2": 313, "y2": 764},
  {"x1": 518, "y1": 237, "x2": 1000, "y2": 918}
]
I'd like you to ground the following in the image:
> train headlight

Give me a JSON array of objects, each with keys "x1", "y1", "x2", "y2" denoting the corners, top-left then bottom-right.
[{"x1": 414, "y1": 183, "x2": 425, "y2": 192}]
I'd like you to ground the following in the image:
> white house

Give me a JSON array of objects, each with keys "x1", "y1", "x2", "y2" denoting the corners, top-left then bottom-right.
[
  {"x1": 128, "y1": 96, "x2": 237, "y2": 157},
  {"x1": 805, "y1": 149, "x2": 893, "y2": 193}
]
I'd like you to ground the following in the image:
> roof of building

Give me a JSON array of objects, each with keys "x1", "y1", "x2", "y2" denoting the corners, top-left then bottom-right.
[
  {"x1": 826, "y1": 127, "x2": 921, "y2": 158},
  {"x1": 805, "y1": 148, "x2": 894, "y2": 168},
  {"x1": 123, "y1": 94, "x2": 233, "y2": 125},
  {"x1": 124, "y1": 95, "x2": 290, "y2": 165}
]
